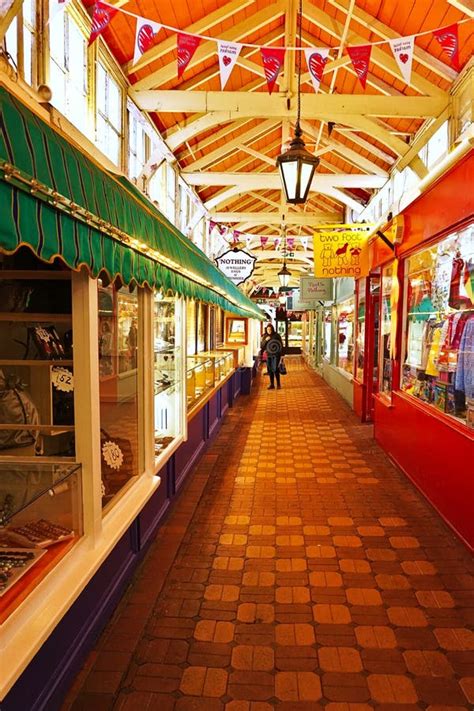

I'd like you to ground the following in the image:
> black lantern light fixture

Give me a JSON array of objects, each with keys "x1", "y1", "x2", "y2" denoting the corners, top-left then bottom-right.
[
  {"x1": 277, "y1": 224, "x2": 292, "y2": 288},
  {"x1": 276, "y1": 0, "x2": 319, "y2": 204}
]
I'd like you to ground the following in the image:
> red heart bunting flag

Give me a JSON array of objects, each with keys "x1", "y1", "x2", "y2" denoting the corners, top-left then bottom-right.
[
  {"x1": 433, "y1": 23, "x2": 460, "y2": 71},
  {"x1": 88, "y1": 2, "x2": 118, "y2": 46},
  {"x1": 260, "y1": 236, "x2": 269, "y2": 247},
  {"x1": 133, "y1": 18, "x2": 161, "y2": 66},
  {"x1": 347, "y1": 44, "x2": 372, "y2": 89},
  {"x1": 260, "y1": 47, "x2": 286, "y2": 94},
  {"x1": 389, "y1": 35, "x2": 414, "y2": 85},
  {"x1": 177, "y1": 33, "x2": 201, "y2": 78},
  {"x1": 304, "y1": 47, "x2": 330, "y2": 93},
  {"x1": 287, "y1": 237, "x2": 295, "y2": 250},
  {"x1": 218, "y1": 41, "x2": 242, "y2": 90}
]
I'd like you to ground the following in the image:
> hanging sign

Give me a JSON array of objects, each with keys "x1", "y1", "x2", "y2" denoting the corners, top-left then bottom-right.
[
  {"x1": 389, "y1": 35, "x2": 415, "y2": 85},
  {"x1": 215, "y1": 248, "x2": 257, "y2": 286},
  {"x1": 304, "y1": 47, "x2": 330, "y2": 93},
  {"x1": 313, "y1": 224, "x2": 372, "y2": 278},
  {"x1": 217, "y1": 41, "x2": 242, "y2": 89},
  {"x1": 177, "y1": 33, "x2": 201, "y2": 78},
  {"x1": 133, "y1": 18, "x2": 161, "y2": 65},
  {"x1": 347, "y1": 45, "x2": 372, "y2": 89},
  {"x1": 433, "y1": 24, "x2": 460, "y2": 71},
  {"x1": 260, "y1": 47, "x2": 286, "y2": 94},
  {"x1": 299, "y1": 276, "x2": 333, "y2": 303}
]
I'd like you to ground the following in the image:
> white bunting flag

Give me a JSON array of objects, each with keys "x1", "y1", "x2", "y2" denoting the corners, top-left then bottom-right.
[
  {"x1": 133, "y1": 17, "x2": 161, "y2": 66},
  {"x1": 389, "y1": 35, "x2": 415, "y2": 86},
  {"x1": 304, "y1": 47, "x2": 330, "y2": 93},
  {"x1": 217, "y1": 41, "x2": 242, "y2": 90},
  {"x1": 49, "y1": 0, "x2": 72, "y2": 24}
]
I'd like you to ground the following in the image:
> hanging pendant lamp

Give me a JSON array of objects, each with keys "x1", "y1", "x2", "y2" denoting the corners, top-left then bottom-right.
[{"x1": 276, "y1": 0, "x2": 319, "y2": 204}]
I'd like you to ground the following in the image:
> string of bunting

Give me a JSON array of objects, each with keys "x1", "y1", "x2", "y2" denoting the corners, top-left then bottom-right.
[
  {"x1": 79, "y1": 0, "x2": 472, "y2": 92},
  {"x1": 209, "y1": 222, "x2": 310, "y2": 251}
]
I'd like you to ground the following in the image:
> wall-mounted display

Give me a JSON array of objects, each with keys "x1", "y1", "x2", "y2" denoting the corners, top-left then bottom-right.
[
  {"x1": 336, "y1": 298, "x2": 355, "y2": 375},
  {"x1": 380, "y1": 263, "x2": 394, "y2": 395},
  {"x1": 401, "y1": 226, "x2": 474, "y2": 426},
  {"x1": 226, "y1": 317, "x2": 248, "y2": 344}
]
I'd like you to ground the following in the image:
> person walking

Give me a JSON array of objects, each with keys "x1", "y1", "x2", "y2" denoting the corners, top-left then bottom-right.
[{"x1": 260, "y1": 324, "x2": 284, "y2": 390}]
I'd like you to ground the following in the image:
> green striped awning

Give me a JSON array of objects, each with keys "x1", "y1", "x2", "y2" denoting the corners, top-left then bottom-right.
[{"x1": 0, "y1": 87, "x2": 263, "y2": 320}]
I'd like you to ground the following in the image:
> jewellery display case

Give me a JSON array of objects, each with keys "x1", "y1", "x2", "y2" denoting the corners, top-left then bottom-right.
[
  {"x1": 186, "y1": 355, "x2": 214, "y2": 409},
  {"x1": 200, "y1": 350, "x2": 234, "y2": 384},
  {"x1": 154, "y1": 294, "x2": 184, "y2": 459},
  {"x1": 0, "y1": 460, "x2": 82, "y2": 621},
  {"x1": 0, "y1": 268, "x2": 75, "y2": 459},
  {"x1": 217, "y1": 343, "x2": 245, "y2": 368}
]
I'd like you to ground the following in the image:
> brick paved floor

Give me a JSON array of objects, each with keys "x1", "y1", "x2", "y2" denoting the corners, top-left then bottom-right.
[{"x1": 62, "y1": 359, "x2": 474, "y2": 711}]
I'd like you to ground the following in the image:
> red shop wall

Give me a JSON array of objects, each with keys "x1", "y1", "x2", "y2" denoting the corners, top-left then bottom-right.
[{"x1": 375, "y1": 392, "x2": 474, "y2": 550}]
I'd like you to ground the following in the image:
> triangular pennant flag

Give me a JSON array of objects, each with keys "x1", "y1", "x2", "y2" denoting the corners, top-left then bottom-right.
[
  {"x1": 88, "y1": 1, "x2": 117, "y2": 46},
  {"x1": 217, "y1": 41, "x2": 242, "y2": 90},
  {"x1": 274, "y1": 237, "x2": 281, "y2": 249},
  {"x1": 287, "y1": 237, "x2": 295, "y2": 250},
  {"x1": 260, "y1": 47, "x2": 286, "y2": 94},
  {"x1": 133, "y1": 18, "x2": 161, "y2": 66},
  {"x1": 260, "y1": 235, "x2": 269, "y2": 248},
  {"x1": 433, "y1": 23, "x2": 460, "y2": 71},
  {"x1": 177, "y1": 33, "x2": 201, "y2": 78},
  {"x1": 209, "y1": 220, "x2": 218, "y2": 233},
  {"x1": 49, "y1": 0, "x2": 73, "y2": 24},
  {"x1": 347, "y1": 44, "x2": 372, "y2": 89},
  {"x1": 389, "y1": 35, "x2": 415, "y2": 85},
  {"x1": 304, "y1": 47, "x2": 330, "y2": 93},
  {"x1": 301, "y1": 236, "x2": 308, "y2": 250}
]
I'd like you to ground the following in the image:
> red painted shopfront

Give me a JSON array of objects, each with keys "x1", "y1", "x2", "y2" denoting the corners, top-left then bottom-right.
[{"x1": 355, "y1": 151, "x2": 474, "y2": 549}]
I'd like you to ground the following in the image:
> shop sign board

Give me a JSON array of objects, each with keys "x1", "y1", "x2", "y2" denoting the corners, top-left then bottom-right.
[
  {"x1": 313, "y1": 223, "x2": 373, "y2": 278},
  {"x1": 299, "y1": 276, "x2": 332, "y2": 305},
  {"x1": 215, "y1": 248, "x2": 256, "y2": 286}
]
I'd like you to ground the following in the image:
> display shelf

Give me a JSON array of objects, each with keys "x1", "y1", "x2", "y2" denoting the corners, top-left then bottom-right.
[{"x1": 0, "y1": 313, "x2": 72, "y2": 322}]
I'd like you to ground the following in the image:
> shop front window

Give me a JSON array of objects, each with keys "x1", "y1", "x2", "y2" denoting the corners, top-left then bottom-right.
[
  {"x1": 154, "y1": 294, "x2": 183, "y2": 459},
  {"x1": 98, "y1": 283, "x2": 141, "y2": 508},
  {"x1": 96, "y1": 63, "x2": 123, "y2": 166},
  {"x1": 323, "y1": 308, "x2": 332, "y2": 360},
  {"x1": 355, "y1": 279, "x2": 366, "y2": 381},
  {"x1": 336, "y1": 298, "x2": 355, "y2": 376},
  {"x1": 186, "y1": 300, "x2": 196, "y2": 355},
  {"x1": 380, "y1": 264, "x2": 394, "y2": 395},
  {"x1": 401, "y1": 226, "x2": 474, "y2": 427}
]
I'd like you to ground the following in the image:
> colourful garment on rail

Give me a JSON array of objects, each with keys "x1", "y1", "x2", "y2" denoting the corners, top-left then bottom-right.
[{"x1": 454, "y1": 315, "x2": 474, "y2": 399}]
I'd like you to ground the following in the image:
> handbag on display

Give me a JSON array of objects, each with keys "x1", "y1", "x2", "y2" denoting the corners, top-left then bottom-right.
[
  {"x1": 279, "y1": 358, "x2": 287, "y2": 375},
  {"x1": 0, "y1": 370, "x2": 40, "y2": 450}
]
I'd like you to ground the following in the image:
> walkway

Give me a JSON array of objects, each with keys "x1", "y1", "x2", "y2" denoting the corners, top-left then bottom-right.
[{"x1": 62, "y1": 359, "x2": 474, "y2": 711}]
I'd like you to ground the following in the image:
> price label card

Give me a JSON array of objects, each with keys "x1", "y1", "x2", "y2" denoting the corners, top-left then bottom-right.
[{"x1": 51, "y1": 367, "x2": 74, "y2": 392}]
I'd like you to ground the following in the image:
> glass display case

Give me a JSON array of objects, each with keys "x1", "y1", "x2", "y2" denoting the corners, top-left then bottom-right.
[
  {"x1": 0, "y1": 461, "x2": 82, "y2": 617},
  {"x1": 336, "y1": 298, "x2": 355, "y2": 376},
  {"x1": 217, "y1": 344, "x2": 245, "y2": 368},
  {"x1": 288, "y1": 321, "x2": 303, "y2": 350},
  {"x1": 186, "y1": 355, "x2": 214, "y2": 409},
  {"x1": 200, "y1": 350, "x2": 234, "y2": 383},
  {"x1": 0, "y1": 266, "x2": 75, "y2": 459},
  {"x1": 401, "y1": 226, "x2": 474, "y2": 426},
  {"x1": 154, "y1": 294, "x2": 184, "y2": 460},
  {"x1": 355, "y1": 280, "x2": 366, "y2": 382},
  {"x1": 323, "y1": 308, "x2": 332, "y2": 361}
]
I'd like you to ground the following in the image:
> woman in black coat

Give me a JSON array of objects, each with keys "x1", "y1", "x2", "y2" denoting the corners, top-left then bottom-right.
[{"x1": 260, "y1": 324, "x2": 284, "y2": 390}]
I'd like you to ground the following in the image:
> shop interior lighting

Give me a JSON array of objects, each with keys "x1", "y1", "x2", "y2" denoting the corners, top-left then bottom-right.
[{"x1": 276, "y1": 0, "x2": 319, "y2": 204}]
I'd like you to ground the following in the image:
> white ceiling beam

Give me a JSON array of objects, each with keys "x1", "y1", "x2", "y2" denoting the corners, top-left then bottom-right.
[
  {"x1": 0, "y1": 0, "x2": 22, "y2": 39},
  {"x1": 132, "y1": 2, "x2": 285, "y2": 90},
  {"x1": 210, "y1": 212, "x2": 343, "y2": 224},
  {"x1": 447, "y1": 0, "x2": 474, "y2": 15},
  {"x1": 323, "y1": 187, "x2": 364, "y2": 213},
  {"x1": 237, "y1": 144, "x2": 277, "y2": 166},
  {"x1": 302, "y1": 0, "x2": 447, "y2": 96},
  {"x1": 204, "y1": 187, "x2": 245, "y2": 211},
  {"x1": 183, "y1": 172, "x2": 387, "y2": 188},
  {"x1": 332, "y1": 128, "x2": 396, "y2": 164},
  {"x1": 131, "y1": 90, "x2": 447, "y2": 118},
  {"x1": 329, "y1": 0, "x2": 460, "y2": 81},
  {"x1": 124, "y1": 0, "x2": 255, "y2": 75}
]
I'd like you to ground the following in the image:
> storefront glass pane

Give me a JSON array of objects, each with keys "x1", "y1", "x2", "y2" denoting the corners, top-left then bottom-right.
[
  {"x1": 99, "y1": 284, "x2": 140, "y2": 508},
  {"x1": 356, "y1": 279, "x2": 366, "y2": 381},
  {"x1": 186, "y1": 300, "x2": 196, "y2": 355},
  {"x1": 154, "y1": 295, "x2": 183, "y2": 459},
  {"x1": 336, "y1": 298, "x2": 355, "y2": 375},
  {"x1": 380, "y1": 264, "x2": 394, "y2": 395},
  {"x1": 323, "y1": 308, "x2": 332, "y2": 360},
  {"x1": 402, "y1": 226, "x2": 474, "y2": 427}
]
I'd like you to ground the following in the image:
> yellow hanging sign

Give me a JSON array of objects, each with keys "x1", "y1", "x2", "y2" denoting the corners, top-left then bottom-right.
[{"x1": 313, "y1": 224, "x2": 373, "y2": 279}]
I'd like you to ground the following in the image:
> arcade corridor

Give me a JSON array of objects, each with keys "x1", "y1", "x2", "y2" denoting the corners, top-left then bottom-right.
[{"x1": 62, "y1": 359, "x2": 474, "y2": 710}]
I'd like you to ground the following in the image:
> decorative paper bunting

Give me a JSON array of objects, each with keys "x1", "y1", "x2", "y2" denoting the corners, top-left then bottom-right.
[
  {"x1": 217, "y1": 41, "x2": 242, "y2": 90},
  {"x1": 232, "y1": 230, "x2": 242, "y2": 244},
  {"x1": 177, "y1": 33, "x2": 201, "y2": 78},
  {"x1": 304, "y1": 47, "x2": 330, "y2": 93},
  {"x1": 287, "y1": 237, "x2": 295, "y2": 250},
  {"x1": 260, "y1": 47, "x2": 286, "y2": 95},
  {"x1": 347, "y1": 44, "x2": 372, "y2": 89},
  {"x1": 209, "y1": 220, "x2": 218, "y2": 233},
  {"x1": 274, "y1": 237, "x2": 281, "y2": 249},
  {"x1": 433, "y1": 24, "x2": 460, "y2": 71},
  {"x1": 260, "y1": 236, "x2": 269, "y2": 247},
  {"x1": 49, "y1": 0, "x2": 72, "y2": 23},
  {"x1": 389, "y1": 35, "x2": 414, "y2": 85},
  {"x1": 88, "y1": 1, "x2": 117, "y2": 45},
  {"x1": 133, "y1": 18, "x2": 161, "y2": 66},
  {"x1": 301, "y1": 236, "x2": 308, "y2": 250}
]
